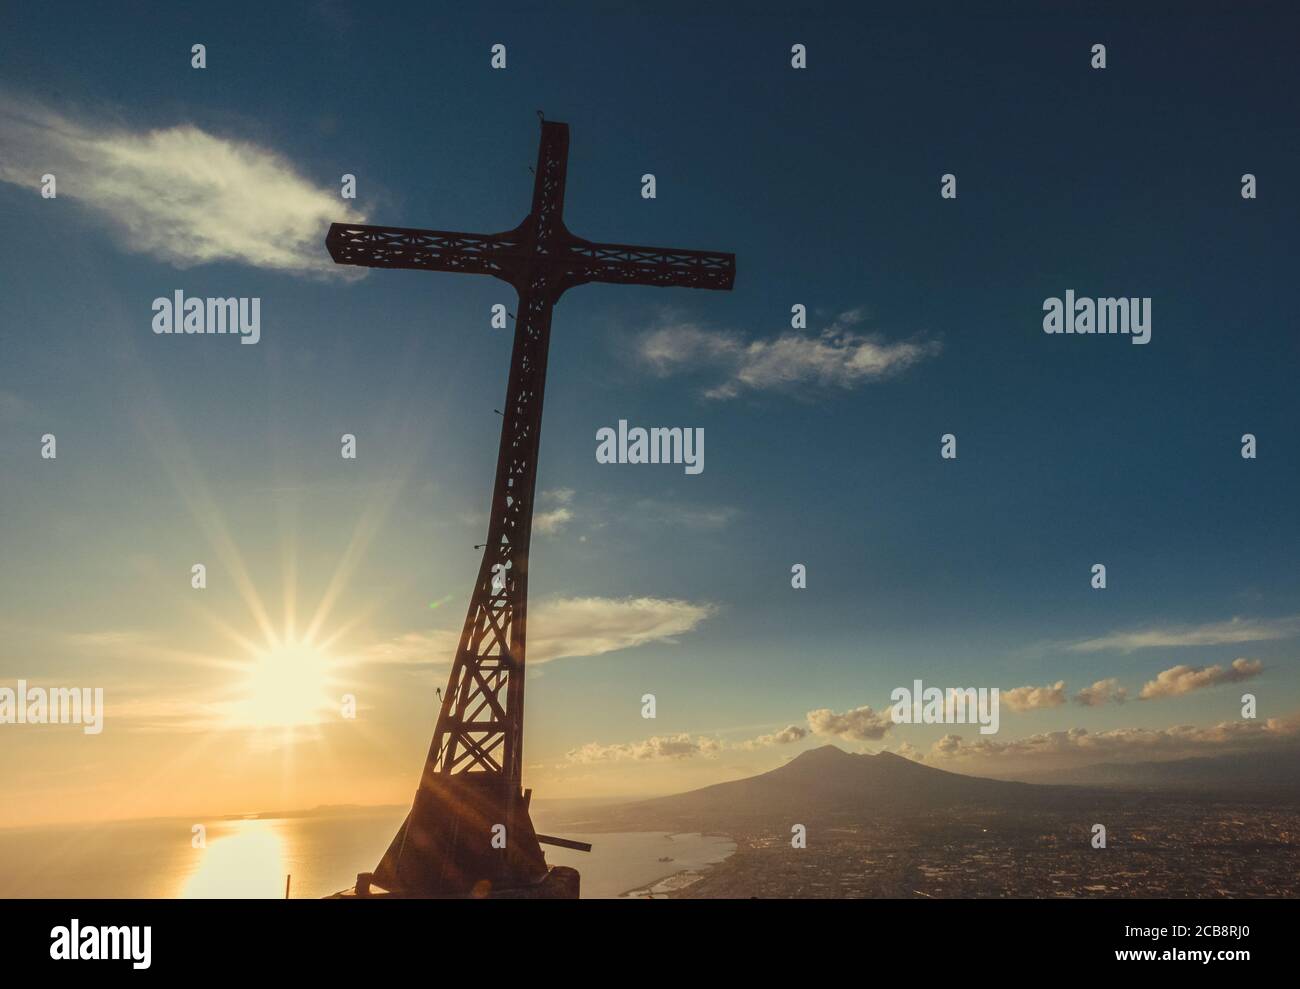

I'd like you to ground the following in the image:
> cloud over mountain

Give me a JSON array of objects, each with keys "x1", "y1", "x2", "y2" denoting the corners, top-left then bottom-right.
[
  {"x1": 927, "y1": 714, "x2": 1299, "y2": 771},
  {"x1": 742, "y1": 724, "x2": 809, "y2": 748},
  {"x1": 807, "y1": 704, "x2": 894, "y2": 741}
]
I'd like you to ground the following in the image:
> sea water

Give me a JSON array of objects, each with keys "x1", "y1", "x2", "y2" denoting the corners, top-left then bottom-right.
[{"x1": 0, "y1": 807, "x2": 734, "y2": 899}]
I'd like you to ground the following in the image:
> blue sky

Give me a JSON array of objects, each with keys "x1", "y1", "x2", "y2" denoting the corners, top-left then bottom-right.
[{"x1": 1, "y1": 1, "x2": 1298, "y2": 824}]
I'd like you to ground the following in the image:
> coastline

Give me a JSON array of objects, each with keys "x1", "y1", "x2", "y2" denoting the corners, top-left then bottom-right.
[{"x1": 618, "y1": 832, "x2": 736, "y2": 899}]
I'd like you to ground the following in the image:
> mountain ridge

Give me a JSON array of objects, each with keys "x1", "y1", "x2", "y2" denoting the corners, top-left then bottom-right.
[{"x1": 564, "y1": 744, "x2": 1089, "y2": 832}]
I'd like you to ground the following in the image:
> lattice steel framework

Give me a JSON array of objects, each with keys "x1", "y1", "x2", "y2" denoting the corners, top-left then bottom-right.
[{"x1": 326, "y1": 120, "x2": 734, "y2": 892}]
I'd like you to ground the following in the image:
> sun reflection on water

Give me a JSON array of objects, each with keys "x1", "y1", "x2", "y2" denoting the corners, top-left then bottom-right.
[{"x1": 182, "y1": 819, "x2": 288, "y2": 898}]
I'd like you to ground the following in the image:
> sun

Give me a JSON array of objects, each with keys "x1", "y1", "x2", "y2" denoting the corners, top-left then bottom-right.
[{"x1": 232, "y1": 639, "x2": 336, "y2": 729}]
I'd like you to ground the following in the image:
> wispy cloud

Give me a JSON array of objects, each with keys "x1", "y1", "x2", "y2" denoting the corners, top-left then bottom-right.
[
  {"x1": 362, "y1": 595, "x2": 715, "y2": 666},
  {"x1": 534, "y1": 488, "x2": 575, "y2": 535},
  {"x1": 0, "y1": 390, "x2": 35, "y2": 423},
  {"x1": 1067, "y1": 616, "x2": 1300, "y2": 654},
  {"x1": 102, "y1": 694, "x2": 234, "y2": 734},
  {"x1": 637, "y1": 309, "x2": 940, "y2": 400},
  {"x1": 534, "y1": 508, "x2": 574, "y2": 535},
  {"x1": 630, "y1": 497, "x2": 739, "y2": 530},
  {"x1": 0, "y1": 92, "x2": 363, "y2": 276},
  {"x1": 1139, "y1": 658, "x2": 1265, "y2": 700}
]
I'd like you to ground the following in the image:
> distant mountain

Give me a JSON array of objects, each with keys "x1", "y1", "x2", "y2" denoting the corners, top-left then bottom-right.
[
  {"x1": 1004, "y1": 746, "x2": 1300, "y2": 794},
  {"x1": 566, "y1": 745, "x2": 1089, "y2": 831},
  {"x1": 214, "y1": 803, "x2": 401, "y2": 821}
]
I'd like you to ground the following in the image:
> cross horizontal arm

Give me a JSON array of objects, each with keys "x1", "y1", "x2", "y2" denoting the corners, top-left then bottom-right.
[
  {"x1": 325, "y1": 222, "x2": 526, "y2": 280},
  {"x1": 559, "y1": 238, "x2": 736, "y2": 291}
]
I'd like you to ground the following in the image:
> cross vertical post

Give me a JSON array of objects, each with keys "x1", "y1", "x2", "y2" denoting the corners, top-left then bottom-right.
[{"x1": 326, "y1": 119, "x2": 734, "y2": 896}]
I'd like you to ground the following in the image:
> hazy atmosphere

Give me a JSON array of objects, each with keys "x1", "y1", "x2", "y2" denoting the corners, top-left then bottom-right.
[{"x1": 2, "y1": 1, "x2": 1297, "y2": 843}]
